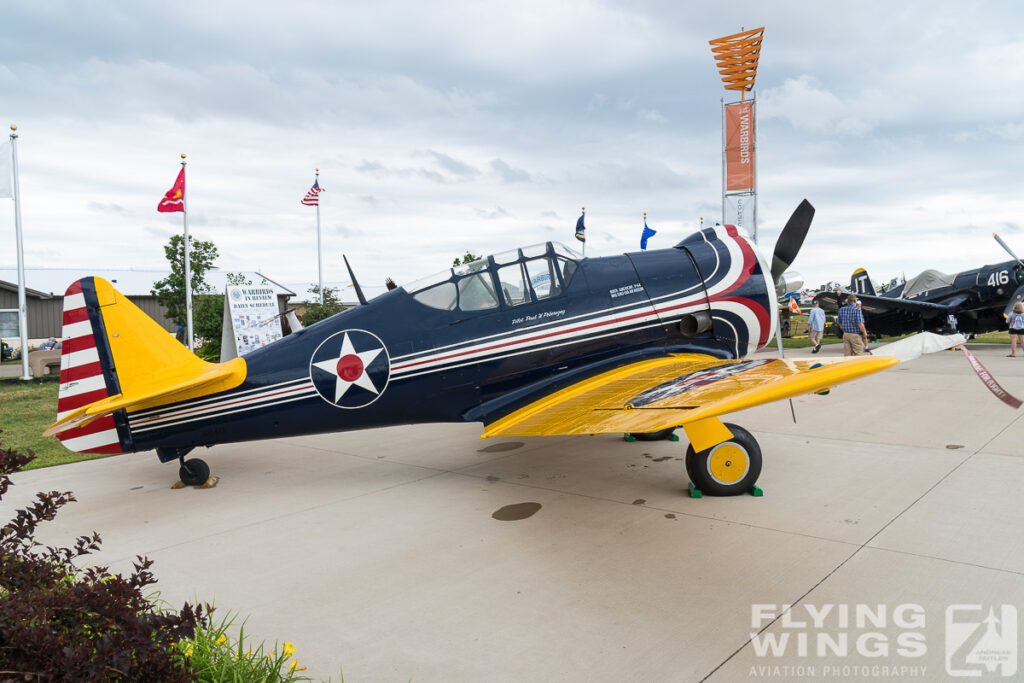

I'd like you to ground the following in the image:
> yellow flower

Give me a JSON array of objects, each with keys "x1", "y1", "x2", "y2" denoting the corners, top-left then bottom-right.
[
  {"x1": 185, "y1": 645, "x2": 194, "y2": 657},
  {"x1": 283, "y1": 641, "x2": 297, "y2": 656},
  {"x1": 217, "y1": 635, "x2": 227, "y2": 646},
  {"x1": 289, "y1": 659, "x2": 306, "y2": 672}
]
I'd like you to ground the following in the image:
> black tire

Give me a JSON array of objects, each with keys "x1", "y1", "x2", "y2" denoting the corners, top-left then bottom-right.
[
  {"x1": 684, "y1": 423, "x2": 762, "y2": 496},
  {"x1": 628, "y1": 427, "x2": 677, "y2": 441},
  {"x1": 179, "y1": 458, "x2": 210, "y2": 486}
]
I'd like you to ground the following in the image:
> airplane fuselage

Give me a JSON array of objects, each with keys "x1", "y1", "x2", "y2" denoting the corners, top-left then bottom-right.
[
  {"x1": 123, "y1": 228, "x2": 776, "y2": 457},
  {"x1": 834, "y1": 260, "x2": 1024, "y2": 337}
]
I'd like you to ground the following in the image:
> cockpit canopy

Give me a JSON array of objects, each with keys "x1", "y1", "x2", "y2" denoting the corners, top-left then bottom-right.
[{"x1": 404, "y1": 242, "x2": 582, "y2": 312}]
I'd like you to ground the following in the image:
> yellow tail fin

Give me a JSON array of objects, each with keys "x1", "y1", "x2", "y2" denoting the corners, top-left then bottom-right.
[{"x1": 45, "y1": 277, "x2": 247, "y2": 444}]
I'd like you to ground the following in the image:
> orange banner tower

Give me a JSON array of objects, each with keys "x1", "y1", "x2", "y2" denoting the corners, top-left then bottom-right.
[{"x1": 709, "y1": 27, "x2": 763, "y2": 242}]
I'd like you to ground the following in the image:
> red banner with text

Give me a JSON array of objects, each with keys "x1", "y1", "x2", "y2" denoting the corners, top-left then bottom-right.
[{"x1": 725, "y1": 101, "x2": 755, "y2": 192}]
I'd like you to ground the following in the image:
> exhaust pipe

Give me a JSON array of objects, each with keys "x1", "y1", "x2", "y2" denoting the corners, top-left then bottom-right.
[{"x1": 679, "y1": 311, "x2": 713, "y2": 338}]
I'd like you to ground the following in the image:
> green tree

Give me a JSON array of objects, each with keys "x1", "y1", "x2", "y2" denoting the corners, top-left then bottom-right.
[
  {"x1": 152, "y1": 236, "x2": 235, "y2": 361},
  {"x1": 453, "y1": 251, "x2": 482, "y2": 267},
  {"x1": 152, "y1": 235, "x2": 219, "y2": 326},
  {"x1": 302, "y1": 284, "x2": 344, "y2": 326}
]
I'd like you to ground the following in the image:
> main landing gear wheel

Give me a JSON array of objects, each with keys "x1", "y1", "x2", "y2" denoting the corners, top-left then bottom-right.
[
  {"x1": 685, "y1": 423, "x2": 762, "y2": 496},
  {"x1": 179, "y1": 458, "x2": 210, "y2": 486},
  {"x1": 626, "y1": 427, "x2": 677, "y2": 441}
]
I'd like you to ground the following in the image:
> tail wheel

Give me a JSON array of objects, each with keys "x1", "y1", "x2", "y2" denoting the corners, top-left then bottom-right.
[
  {"x1": 684, "y1": 423, "x2": 762, "y2": 496},
  {"x1": 179, "y1": 458, "x2": 211, "y2": 486}
]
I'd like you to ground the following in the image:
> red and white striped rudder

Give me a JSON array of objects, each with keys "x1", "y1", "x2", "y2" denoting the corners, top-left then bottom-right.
[{"x1": 55, "y1": 279, "x2": 125, "y2": 454}]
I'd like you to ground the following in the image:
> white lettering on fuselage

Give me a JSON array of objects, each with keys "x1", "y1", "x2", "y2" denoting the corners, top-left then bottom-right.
[
  {"x1": 511, "y1": 309, "x2": 566, "y2": 326},
  {"x1": 610, "y1": 283, "x2": 644, "y2": 299}
]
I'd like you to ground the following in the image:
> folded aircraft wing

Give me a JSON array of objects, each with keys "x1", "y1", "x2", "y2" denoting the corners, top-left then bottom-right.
[
  {"x1": 482, "y1": 353, "x2": 897, "y2": 438},
  {"x1": 814, "y1": 292, "x2": 955, "y2": 317}
]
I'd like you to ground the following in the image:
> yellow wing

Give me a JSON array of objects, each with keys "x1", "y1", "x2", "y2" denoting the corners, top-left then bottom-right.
[{"x1": 482, "y1": 353, "x2": 897, "y2": 449}]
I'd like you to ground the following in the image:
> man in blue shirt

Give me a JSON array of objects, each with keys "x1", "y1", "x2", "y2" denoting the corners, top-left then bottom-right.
[
  {"x1": 837, "y1": 294, "x2": 869, "y2": 356},
  {"x1": 808, "y1": 300, "x2": 826, "y2": 353}
]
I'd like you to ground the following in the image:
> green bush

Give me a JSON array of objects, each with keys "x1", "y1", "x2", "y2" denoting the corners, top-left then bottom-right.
[{"x1": 0, "y1": 433, "x2": 207, "y2": 680}]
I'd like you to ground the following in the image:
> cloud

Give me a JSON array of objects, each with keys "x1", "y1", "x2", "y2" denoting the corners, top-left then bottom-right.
[
  {"x1": 474, "y1": 206, "x2": 509, "y2": 220},
  {"x1": 88, "y1": 202, "x2": 126, "y2": 214},
  {"x1": 490, "y1": 158, "x2": 531, "y2": 183},
  {"x1": 419, "y1": 149, "x2": 479, "y2": 179}
]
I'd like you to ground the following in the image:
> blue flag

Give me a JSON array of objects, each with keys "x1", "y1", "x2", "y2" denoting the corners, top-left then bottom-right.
[
  {"x1": 640, "y1": 221, "x2": 656, "y2": 250},
  {"x1": 574, "y1": 212, "x2": 586, "y2": 243}
]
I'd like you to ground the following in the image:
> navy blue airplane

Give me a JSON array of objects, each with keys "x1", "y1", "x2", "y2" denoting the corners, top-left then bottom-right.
[
  {"x1": 814, "y1": 233, "x2": 1024, "y2": 338},
  {"x1": 46, "y1": 200, "x2": 897, "y2": 496}
]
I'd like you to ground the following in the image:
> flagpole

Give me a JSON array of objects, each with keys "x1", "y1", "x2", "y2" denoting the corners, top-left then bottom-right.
[
  {"x1": 181, "y1": 154, "x2": 193, "y2": 352},
  {"x1": 315, "y1": 168, "x2": 323, "y2": 304},
  {"x1": 10, "y1": 125, "x2": 30, "y2": 380},
  {"x1": 581, "y1": 206, "x2": 586, "y2": 257}
]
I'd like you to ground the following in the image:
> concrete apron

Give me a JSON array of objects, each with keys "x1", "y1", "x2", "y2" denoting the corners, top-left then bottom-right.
[{"x1": 2, "y1": 343, "x2": 1023, "y2": 681}]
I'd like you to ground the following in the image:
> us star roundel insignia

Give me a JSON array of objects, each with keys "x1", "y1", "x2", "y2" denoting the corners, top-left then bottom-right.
[{"x1": 309, "y1": 330, "x2": 391, "y2": 409}]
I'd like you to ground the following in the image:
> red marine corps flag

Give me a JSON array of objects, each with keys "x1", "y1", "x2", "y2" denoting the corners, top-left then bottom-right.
[{"x1": 158, "y1": 168, "x2": 186, "y2": 212}]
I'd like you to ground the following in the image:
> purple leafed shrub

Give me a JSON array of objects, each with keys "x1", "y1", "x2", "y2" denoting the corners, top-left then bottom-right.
[{"x1": 0, "y1": 433, "x2": 207, "y2": 680}]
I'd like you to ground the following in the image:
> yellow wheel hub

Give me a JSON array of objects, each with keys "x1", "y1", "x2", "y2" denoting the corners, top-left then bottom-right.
[{"x1": 706, "y1": 443, "x2": 750, "y2": 485}]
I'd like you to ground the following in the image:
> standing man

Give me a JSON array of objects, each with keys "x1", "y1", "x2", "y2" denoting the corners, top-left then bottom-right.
[
  {"x1": 838, "y1": 294, "x2": 869, "y2": 356},
  {"x1": 808, "y1": 300, "x2": 826, "y2": 353}
]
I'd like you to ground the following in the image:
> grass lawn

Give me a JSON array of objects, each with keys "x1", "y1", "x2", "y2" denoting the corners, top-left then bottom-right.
[{"x1": 0, "y1": 376, "x2": 112, "y2": 470}]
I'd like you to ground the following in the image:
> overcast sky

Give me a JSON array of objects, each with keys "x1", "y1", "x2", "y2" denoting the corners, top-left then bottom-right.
[{"x1": 3, "y1": 1, "x2": 1024, "y2": 297}]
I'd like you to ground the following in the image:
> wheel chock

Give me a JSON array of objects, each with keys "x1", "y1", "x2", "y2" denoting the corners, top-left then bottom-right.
[
  {"x1": 624, "y1": 434, "x2": 636, "y2": 442},
  {"x1": 749, "y1": 486, "x2": 763, "y2": 497},
  {"x1": 688, "y1": 482, "x2": 702, "y2": 498},
  {"x1": 669, "y1": 433, "x2": 679, "y2": 442}
]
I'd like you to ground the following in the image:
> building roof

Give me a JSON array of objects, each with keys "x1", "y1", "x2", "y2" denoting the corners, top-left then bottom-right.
[
  {"x1": 283, "y1": 280, "x2": 389, "y2": 306},
  {"x1": 0, "y1": 268, "x2": 295, "y2": 298},
  {"x1": 0, "y1": 279, "x2": 52, "y2": 299}
]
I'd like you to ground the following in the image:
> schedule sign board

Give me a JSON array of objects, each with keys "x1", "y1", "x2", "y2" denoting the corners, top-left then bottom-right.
[{"x1": 219, "y1": 286, "x2": 283, "y2": 361}]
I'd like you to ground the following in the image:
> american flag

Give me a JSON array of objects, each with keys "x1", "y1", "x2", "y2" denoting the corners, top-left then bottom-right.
[{"x1": 301, "y1": 178, "x2": 323, "y2": 206}]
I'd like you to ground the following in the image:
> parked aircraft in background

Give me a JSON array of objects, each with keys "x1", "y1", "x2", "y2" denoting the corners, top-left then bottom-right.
[
  {"x1": 48, "y1": 200, "x2": 905, "y2": 496},
  {"x1": 815, "y1": 235, "x2": 1024, "y2": 338}
]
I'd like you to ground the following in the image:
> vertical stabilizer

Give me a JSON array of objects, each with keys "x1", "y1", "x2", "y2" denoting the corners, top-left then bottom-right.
[{"x1": 850, "y1": 268, "x2": 875, "y2": 296}]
